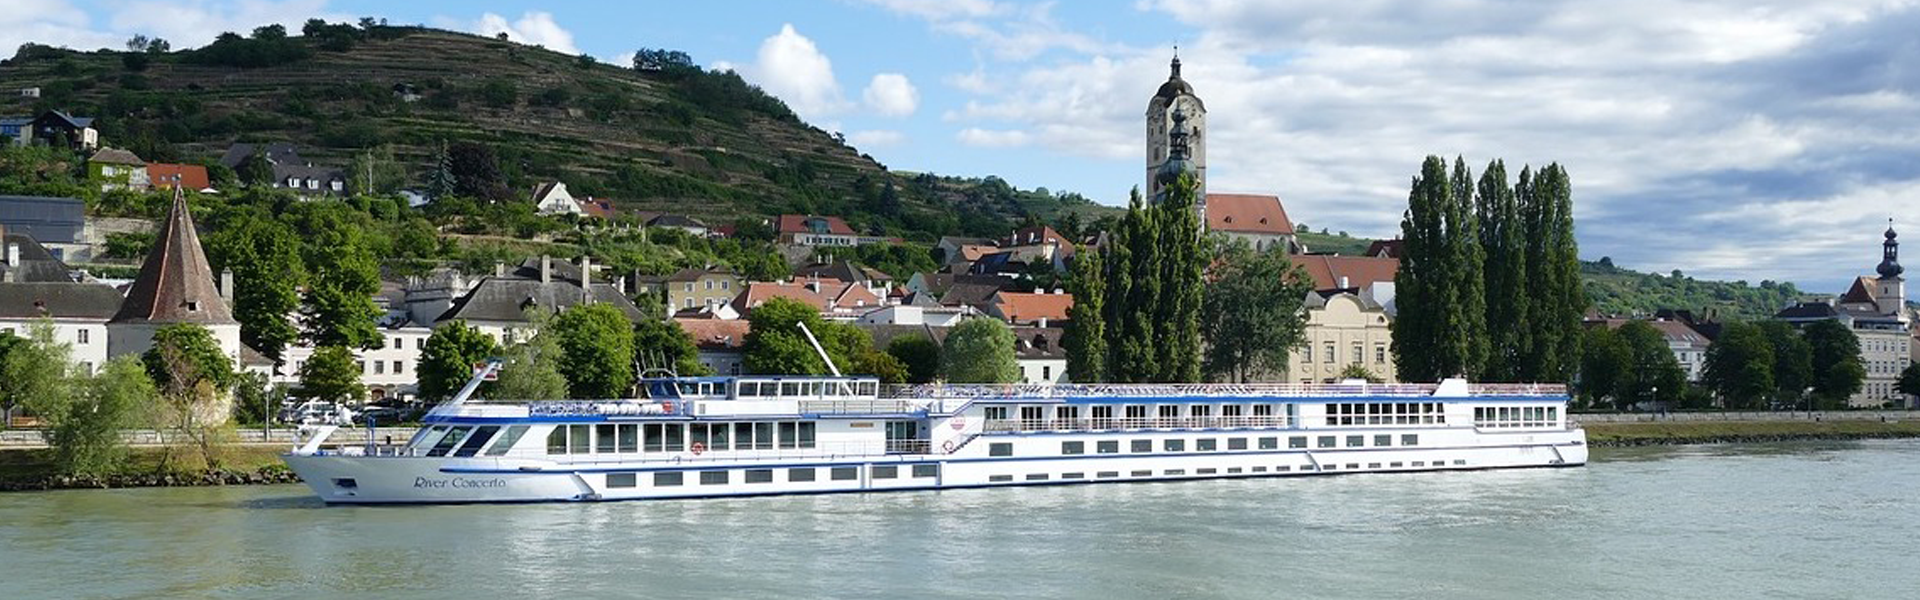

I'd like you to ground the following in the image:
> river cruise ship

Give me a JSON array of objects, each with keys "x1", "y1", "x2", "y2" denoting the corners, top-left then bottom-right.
[{"x1": 284, "y1": 365, "x2": 1587, "y2": 504}]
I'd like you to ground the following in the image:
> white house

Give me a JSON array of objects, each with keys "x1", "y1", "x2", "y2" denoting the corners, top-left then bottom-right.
[{"x1": 531, "y1": 182, "x2": 584, "y2": 216}]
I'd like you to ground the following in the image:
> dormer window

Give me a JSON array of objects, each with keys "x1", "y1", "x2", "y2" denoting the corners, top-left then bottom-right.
[{"x1": 185, "y1": 301, "x2": 200, "y2": 312}]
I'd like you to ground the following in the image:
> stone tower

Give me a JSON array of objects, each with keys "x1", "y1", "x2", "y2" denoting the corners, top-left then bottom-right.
[
  {"x1": 1877, "y1": 219, "x2": 1905, "y2": 321},
  {"x1": 1146, "y1": 51, "x2": 1206, "y2": 204},
  {"x1": 107, "y1": 187, "x2": 242, "y2": 361}
]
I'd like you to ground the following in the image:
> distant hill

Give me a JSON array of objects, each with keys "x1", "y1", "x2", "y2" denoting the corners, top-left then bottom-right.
[{"x1": 0, "y1": 23, "x2": 1101, "y2": 240}]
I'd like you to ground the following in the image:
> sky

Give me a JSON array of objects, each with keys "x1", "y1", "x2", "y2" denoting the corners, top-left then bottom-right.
[{"x1": 6, "y1": 0, "x2": 1918, "y2": 293}]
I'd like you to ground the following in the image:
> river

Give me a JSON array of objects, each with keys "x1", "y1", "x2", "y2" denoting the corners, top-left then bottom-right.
[{"x1": 4, "y1": 441, "x2": 1916, "y2": 599}]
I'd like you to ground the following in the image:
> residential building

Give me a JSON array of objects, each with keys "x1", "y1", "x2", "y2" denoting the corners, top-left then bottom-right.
[
  {"x1": 996, "y1": 225, "x2": 1075, "y2": 271},
  {"x1": 936, "y1": 236, "x2": 997, "y2": 266},
  {"x1": 1588, "y1": 318, "x2": 1714, "y2": 381},
  {"x1": 675, "y1": 318, "x2": 749, "y2": 376},
  {"x1": 1012, "y1": 326, "x2": 1068, "y2": 385},
  {"x1": 728, "y1": 279, "x2": 885, "y2": 320},
  {"x1": 1288, "y1": 287, "x2": 1398, "y2": 384},
  {"x1": 530, "y1": 182, "x2": 584, "y2": 216},
  {"x1": 260, "y1": 285, "x2": 432, "y2": 401},
  {"x1": 218, "y1": 142, "x2": 346, "y2": 195},
  {"x1": 577, "y1": 197, "x2": 618, "y2": 220},
  {"x1": 146, "y1": 163, "x2": 211, "y2": 192},
  {"x1": 0, "y1": 231, "x2": 120, "y2": 375},
  {"x1": 854, "y1": 302, "x2": 978, "y2": 328},
  {"x1": 647, "y1": 214, "x2": 710, "y2": 236},
  {"x1": 776, "y1": 214, "x2": 887, "y2": 247},
  {"x1": 1773, "y1": 224, "x2": 1911, "y2": 407},
  {"x1": 106, "y1": 190, "x2": 242, "y2": 362},
  {"x1": 430, "y1": 255, "x2": 646, "y2": 345},
  {"x1": 1365, "y1": 239, "x2": 1403, "y2": 259},
  {"x1": 0, "y1": 195, "x2": 85, "y2": 246},
  {"x1": 4, "y1": 111, "x2": 100, "y2": 149},
  {"x1": 986, "y1": 290, "x2": 1073, "y2": 328},
  {"x1": 1205, "y1": 193, "x2": 1296, "y2": 252},
  {"x1": 794, "y1": 261, "x2": 892, "y2": 295},
  {"x1": 665, "y1": 266, "x2": 742, "y2": 313},
  {"x1": 88, "y1": 147, "x2": 148, "y2": 191}
]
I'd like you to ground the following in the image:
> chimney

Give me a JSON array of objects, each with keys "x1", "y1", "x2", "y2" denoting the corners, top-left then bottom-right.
[
  {"x1": 1038, "y1": 317, "x2": 1049, "y2": 328},
  {"x1": 616, "y1": 276, "x2": 627, "y2": 295},
  {"x1": 1339, "y1": 276, "x2": 1350, "y2": 289},
  {"x1": 579, "y1": 255, "x2": 593, "y2": 303},
  {"x1": 494, "y1": 262, "x2": 506, "y2": 278},
  {"x1": 221, "y1": 268, "x2": 235, "y2": 305},
  {"x1": 540, "y1": 255, "x2": 552, "y2": 284},
  {"x1": 4, "y1": 242, "x2": 17, "y2": 267}
]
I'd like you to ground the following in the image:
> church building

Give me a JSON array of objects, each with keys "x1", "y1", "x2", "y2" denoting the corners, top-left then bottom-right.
[
  {"x1": 1774, "y1": 222, "x2": 1912, "y2": 407},
  {"x1": 1146, "y1": 53, "x2": 1207, "y2": 207}
]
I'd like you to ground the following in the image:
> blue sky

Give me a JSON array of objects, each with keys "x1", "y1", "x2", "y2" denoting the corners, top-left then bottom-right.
[{"x1": 9, "y1": 1, "x2": 1919, "y2": 294}]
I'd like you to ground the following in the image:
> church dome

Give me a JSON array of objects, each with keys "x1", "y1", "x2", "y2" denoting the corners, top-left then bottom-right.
[{"x1": 1154, "y1": 56, "x2": 1198, "y2": 101}]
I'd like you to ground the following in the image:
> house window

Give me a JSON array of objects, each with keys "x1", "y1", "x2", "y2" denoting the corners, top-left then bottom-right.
[
  {"x1": 1303, "y1": 344, "x2": 1312, "y2": 363},
  {"x1": 1352, "y1": 343, "x2": 1363, "y2": 365},
  {"x1": 374, "y1": 361, "x2": 385, "y2": 375},
  {"x1": 392, "y1": 337, "x2": 402, "y2": 349},
  {"x1": 1375, "y1": 344, "x2": 1386, "y2": 364},
  {"x1": 77, "y1": 329, "x2": 89, "y2": 344},
  {"x1": 1323, "y1": 343, "x2": 1335, "y2": 363},
  {"x1": 393, "y1": 361, "x2": 404, "y2": 374},
  {"x1": 1042, "y1": 365, "x2": 1052, "y2": 381}
]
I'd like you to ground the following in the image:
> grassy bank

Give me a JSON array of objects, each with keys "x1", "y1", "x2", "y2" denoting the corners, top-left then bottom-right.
[
  {"x1": 1584, "y1": 419, "x2": 1920, "y2": 447},
  {"x1": 0, "y1": 446, "x2": 295, "y2": 491}
]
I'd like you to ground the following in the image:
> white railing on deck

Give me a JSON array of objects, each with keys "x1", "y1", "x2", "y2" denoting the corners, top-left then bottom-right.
[
  {"x1": 886, "y1": 382, "x2": 1565, "y2": 401},
  {"x1": 983, "y1": 416, "x2": 1291, "y2": 433},
  {"x1": 799, "y1": 399, "x2": 928, "y2": 414}
]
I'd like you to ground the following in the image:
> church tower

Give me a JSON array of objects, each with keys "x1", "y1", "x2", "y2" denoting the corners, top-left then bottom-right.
[
  {"x1": 1877, "y1": 219, "x2": 1905, "y2": 321},
  {"x1": 1146, "y1": 51, "x2": 1206, "y2": 204}
]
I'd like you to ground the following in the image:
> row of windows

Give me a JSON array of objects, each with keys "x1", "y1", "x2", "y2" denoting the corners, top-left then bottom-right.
[
  {"x1": 610, "y1": 464, "x2": 940, "y2": 488},
  {"x1": 546, "y1": 422, "x2": 817, "y2": 455},
  {"x1": 986, "y1": 403, "x2": 1288, "y2": 421},
  {"x1": 1472, "y1": 406, "x2": 1559, "y2": 428},
  {"x1": 415, "y1": 425, "x2": 529, "y2": 457},
  {"x1": 1303, "y1": 341, "x2": 1390, "y2": 365},
  {"x1": 1324, "y1": 402, "x2": 1447, "y2": 426},
  {"x1": 733, "y1": 380, "x2": 880, "y2": 398},
  {"x1": 988, "y1": 433, "x2": 1421, "y2": 457},
  {"x1": 983, "y1": 459, "x2": 1472, "y2": 482}
]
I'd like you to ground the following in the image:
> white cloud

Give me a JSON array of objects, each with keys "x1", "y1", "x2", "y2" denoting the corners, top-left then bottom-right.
[
  {"x1": 862, "y1": 73, "x2": 920, "y2": 117},
  {"x1": 471, "y1": 11, "x2": 580, "y2": 55},
  {"x1": 848, "y1": 129, "x2": 908, "y2": 147},
  {"x1": 1, "y1": 0, "x2": 341, "y2": 53},
  {"x1": 956, "y1": 128, "x2": 1031, "y2": 147},
  {"x1": 728, "y1": 24, "x2": 847, "y2": 122}
]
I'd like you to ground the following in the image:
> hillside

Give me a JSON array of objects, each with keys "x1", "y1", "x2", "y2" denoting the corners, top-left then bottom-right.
[{"x1": 0, "y1": 23, "x2": 1102, "y2": 240}]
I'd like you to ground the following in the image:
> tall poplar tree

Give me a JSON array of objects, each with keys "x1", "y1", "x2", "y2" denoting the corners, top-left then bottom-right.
[
  {"x1": 1540, "y1": 164, "x2": 1586, "y2": 382},
  {"x1": 1448, "y1": 157, "x2": 1488, "y2": 379},
  {"x1": 1393, "y1": 156, "x2": 1455, "y2": 382},
  {"x1": 1478, "y1": 160, "x2": 1528, "y2": 382},
  {"x1": 1154, "y1": 172, "x2": 1206, "y2": 382},
  {"x1": 1064, "y1": 249, "x2": 1106, "y2": 382}
]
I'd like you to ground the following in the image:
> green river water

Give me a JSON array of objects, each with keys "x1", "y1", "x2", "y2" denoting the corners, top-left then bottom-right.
[{"x1": 3, "y1": 441, "x2": 1916, "y2": 599}]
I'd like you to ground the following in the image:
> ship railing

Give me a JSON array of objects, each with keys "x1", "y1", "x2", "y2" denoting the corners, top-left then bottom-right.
[
  {"x1": 798, "y1": 399, "x2": 929, "y2": 415},
  {"x1": 982, "y1": 416, "x2": 1291, "y2": 433},
  {"x1": 551, "y1": 440, "x2": 897, "y2": 464},
  {"x1": 885, "y1": 440, "x2": 932, "y2": 454},
  {"x1": 886, "y1": 382, "x2": 1565, "y2": 401}
]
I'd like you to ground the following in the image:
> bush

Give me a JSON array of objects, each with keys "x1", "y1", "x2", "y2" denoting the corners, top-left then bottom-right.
[{"x1": 479, "y1": 79, "x2": 516, "y2": 108}]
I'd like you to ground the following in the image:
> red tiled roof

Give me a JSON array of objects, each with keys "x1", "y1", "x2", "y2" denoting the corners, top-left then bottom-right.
[
  {"x1": 146, "y1": 163, "x2": 209, "y2": 191},
  {"x1": 777, "y1": 214, "x2": 855, "y2": 235},
  {"x1": 577, "y1": 197, "x2": 617, "y2": 219},
  {"x1": 1840, "y1": 276, "x2": 1877, "y2": 304},
  {"x1": 110, "y1": 188, "x2": 235, "y2": 325},
  {"x1": 1001, "y1": 225, "x2": 1073, "y2": 250},
  {"x1": 1365, "y1": 239, "x2": 1402, "y2": 258},
  {"x1": 675, "y1": 318, "x2": 751, "y2": 350},
  {"x1": 1205, "y1": 193, "x2": 1294, "y2": 235},
  {"x1": 730, "y1": 282, "x2": 829, "y2": 313},
  {"x1": 1288, "y1": 255, "x2": 1399, "y2": 291},
  {"x1": 994, "y1": 291, "x2": 1074, "y2": 324},
  {"x1": 829, "y1": 282, "x2": 883, "y2": 310}
]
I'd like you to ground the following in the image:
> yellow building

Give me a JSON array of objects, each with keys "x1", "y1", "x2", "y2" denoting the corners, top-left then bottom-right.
[
  {"x1": 666, "y1": 266, "x2": 743, "y2": 313},
  {"x1": 1288, "y1": 288, "x2": 1397, "y2": 384}
]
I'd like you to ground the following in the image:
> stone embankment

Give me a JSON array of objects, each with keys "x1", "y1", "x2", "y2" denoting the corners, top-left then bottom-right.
[
  {"x1": 1577, "y1": 411, "x2": 1920, "y2": 447},
  {"x1": 0, "y1": 467, "x2": 300, "y2": 492}
]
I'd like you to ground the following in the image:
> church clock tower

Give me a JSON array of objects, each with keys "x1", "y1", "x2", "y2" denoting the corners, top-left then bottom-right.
[{"x1": 1146, "y1": 52, "x2": 1206, "y2": 204}]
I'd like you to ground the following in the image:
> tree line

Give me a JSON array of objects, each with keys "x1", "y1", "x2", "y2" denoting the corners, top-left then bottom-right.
[{"x1": 1394, "y1": 156, "x2": 1584, "y2": 384}]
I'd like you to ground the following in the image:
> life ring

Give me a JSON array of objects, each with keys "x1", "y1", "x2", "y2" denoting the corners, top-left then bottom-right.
[
  {"x1": 941, "y1": 440, "x2": 956, "y2": 453},
  {"x1": 691, "y1": 441, "x2": 706, "y2": 455},
  {"x1": 662, "y1": 401, "x2": 674, "y2": 412}
]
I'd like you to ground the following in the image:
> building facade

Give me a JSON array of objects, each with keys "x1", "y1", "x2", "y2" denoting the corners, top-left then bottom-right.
[
  {"x1": 1146, "y1": 54, "x2": 1206, "y2": 204},
  {"x1": 1288, "y1": 289, "x2": 1397, "y2": 384},
  {"x1": 1774, "y1": 224, "x2": 1911, "y2": 407}
]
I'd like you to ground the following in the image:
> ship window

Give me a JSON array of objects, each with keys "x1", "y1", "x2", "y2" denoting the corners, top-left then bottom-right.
[
  {"x1": 568, "y1": 425, "x2": 591, "y2": 454},
  {"x1": 707, "y1": 423, "x2": 729, "y2": 451},
  {"x1": 596, "y1": 424, "x2": 618, "y2": 453},
  {"x1": 1164, "y1": 439, "x2": 1185, "y2": 452},
  {"x1": 1346, "y1": 435, "x2": 1365, "y2": 447},
  {"x1": 1131, "y1": 470, "x2": 1152, "y2": 477},
  {"x1": 1026, "y1": 473, "x2": 1049, "y2": 481},
  {"x1": 654, "y1": 472, "x2": 683, "y2": 487},
  {"x1": 799, "y1": 422, "x2": 817, "y2": 449},
  {"x1": 1252, "y1": 466, "x2": 1268, "y2": 473},
  {"x1": 781, "y1": 382, "x2": 801, "y2": 396},
  {"x1": 1228, "y1": 438, "x2": 1248, "y2": 450},
  {"x1": 1061, "y1": 441, "x2": 1085, "y2": 455},
  {"x1": 452, "y1": 426, "x2": 500, "y2": 458},
  {"x1": 754, "y1": 422, "x2": 774, "y2": 450},
  {"x1": 1454, "y1": 459, "x2": 1466, "y2": 465},
  {"x1": 1061, "y1": 472, "x2": 1084, "y2": 480},
  {"x1": 912, "y1": 464, "x2": 939, "y2": 478},
  {"x1": 872, "y1": 466, "x2": 898, "y2": 479},
  {"x1": 990, "y1": 475, "x2": 1014, "y2": 482},
  {"x1": 663, "y1": 424, "x2": 684, "y2": 452},
  {"x1": 1131, "y1": 439, "x2": 1151, "y2": 453},
  {"x1": 1196, "y1": 438, "x2": 1217, "y2": 451},
  {"x1": 485, "y1": 425, "x2": 529, "y2": 456},
  {"x1": 1401, "y1": 434, "x2": 1418, "y2": 446},
  {"x1": 985, "y1": 406, "x2": 1009, "y2": 420},
  {"x1": 1097, "y1": 471, "x2": 1120, "y2": 478},
  {"x1": 777, "y1": 422, "x2": 798, "y2": 449},
  {"x1": 547, "y1": 427, "x2": 567, "y2": 454},
  {"x1": 1252, "y1": 404, "x2": 1273, "y2": 417},
  {"x1": 608, "y1": 473, "x2": 637, "y2": 488},
  {"x1": 1289, "y1": 436, "x2": 1306, "y2": 449},
  {"x1": 745, "y1": 469, "x2": 774, "y2": 484},
  {"x1": 644, "y1": 424, "x2": 664, "y2": 452},
  {"x1": 1097, "y1": 440, "x2": 1119, "y2": 454},
  {"x1": 1368, "y1": 463, "x2": 1381, "y2": 469},
  {"x1": 989, "y1": 443, "x2": 1013, "y2": 456},
  {"x1": 617, "y1": 424, "x2": 638, "y2": 453},
  {"x1": 831, "y1": 467, "x2": 858, "y2": 481},
  {"x1": 428, "y1": 426, "x2": 471, "y2": 457},
  {"x1": 1346, "y1": 463, "x2": 1360, "y2": 469},
  {"x1": 1413, "y1": 461, "x2": 1425, "y2": 467},
  {"x1": 690, "y1": 423, "x2": 710, "y2": 450},
  {"x1": 735, "y1": 423, "x2": 754, "y2": 449},
  {"x1": 1228, "y1": 467, "x2": 1242, "y2": 474},
  {"x1": 1164, "y1": 469, "x2": 1185, "y2": 476},
  {"x1": 1317, "y1": 436, "x2": 1336, "y2": 448},
  {"x1": 789, "y1": 468, "x2": 816, "y2": 482},
  {"x1": 1390, "y1": 462, "x2": 1403, "y2": 468},
  {"x1": 1197, "y1": 468, "x2": 1217, "y2": 475},
  {"x1": 1374, "y1": 434, "x2": 1392, "y2": 447},
  {"x1": 700, "y1": 471, "x2": 728, "y2": 485}
]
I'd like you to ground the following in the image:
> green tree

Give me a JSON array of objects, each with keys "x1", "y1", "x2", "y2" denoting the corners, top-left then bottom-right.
[
  {"x1": 1064, "y1": 248, "x2": 1105, "y2": 382},
  {"x1": 50, "y1": 356, "x2": 156, "y2": 475},
  {"x1": 887, "y1": 335, "x2": 942, "y2": 384},
  {"x1": 236, "y1": 149, "x2": 274, "y2": 187},
  {"x1": 1521, "y1": 164, "x2": 1585, "y2": 382},
  {"x1": 1393, "y1": 156, "x2": 1457, "y2": 381},
  {"x1": 552, "y1": 303, "x2": 637, "y2": 398},
  {"x1": 1803, "y1": 319, "x2": 1865, "y2": 408},
  {"x1": 1898, "y1": 362, "x2": 1920, "y2": 401},
  {"x1": 417, "y1": 321, "x2": 502, "y2": 402},
  {"x1": 1448, "y1": 157, "x2": 1489, "y2": 379},
  {"x1": 942, "y1": 318, "x2": 1020, "y2": 384},
  {"x1": 295, "y1": 345, "x2": 366, "y2": 404},
  {"x1": 1577, "y1": 326, "x2": 1629, "y2": 408},
  {"x1": 3, "y1": 321, "x2": 76, "y2": 423},
  {"x1": 1478, "y1": 160, "x2": 1530, "y2": 382},
  {"x1": 143, "y1": 323, "x2": 237, "y2": 470},
  {"x1": 1338, "y1": 363, "x2": 1383, "y2": 383},
  {"x1": 1202, "y1": 239, "x2": 1313, "y2": 382},
  {"x1": 633, "y1": 318, "x2": 709, "y2": 377},
  {"x1": 204, "y1": 210, "x2": 303, "y2": 363},
  {"x1": 1616, "y1": 321, "x2": 1685, "y2": 409},
  {"x1": 298, "y1": 203, "x2": 383, "y2": 349},
  {"x1": 348, "y1": 145, "x2": 407, "y2": 196},
  {"x1": 424, "y1": 140, "x2": 458, "y2": 200},
  {"x1": 1101, "y1": 190, "x2": 1146, "y2": 381},
  {"x1": 492, "y1": 313, "x2": 568, "y2": 401},
  {"x1": 1758, "y1": 321, "x2": 1813, "y2": 408},
  {"x1": 1703, "y1": 321, "x2": 1774, "y2": 409},
  {"x1": 1153, "y1": 172, "x2": 1206, "y2": 383},
  {"x1": 744, "y1": 297, "x2": 840, "y2": 375}
]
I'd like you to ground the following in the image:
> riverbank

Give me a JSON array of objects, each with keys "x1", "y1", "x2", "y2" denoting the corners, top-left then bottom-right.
[
  {"x1": 0, "y1": 446, "x2": 297, "y2": 492},
  {"x1": 1584, "y1": 419, "x2": 1920, "y2": 447}
]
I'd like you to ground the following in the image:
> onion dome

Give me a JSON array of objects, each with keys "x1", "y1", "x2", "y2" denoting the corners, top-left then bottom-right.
[{"x1": 1878, "y1": 221, "x2": 1903, "y2": 278}]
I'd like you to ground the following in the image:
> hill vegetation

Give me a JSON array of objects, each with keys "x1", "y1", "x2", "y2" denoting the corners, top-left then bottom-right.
[{"x1": 0, "y1": 21, "x2": 1107, "y2": 241}]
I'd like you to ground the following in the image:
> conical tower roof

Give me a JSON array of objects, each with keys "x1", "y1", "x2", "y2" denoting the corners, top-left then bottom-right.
[{"x1": 110, "y1": 187, "x2": 235, "y2": 325}]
